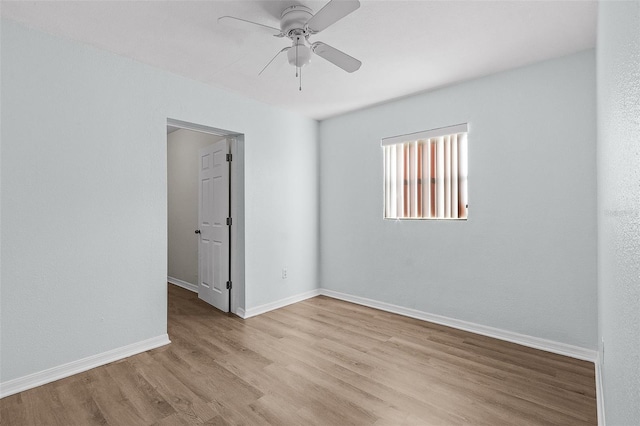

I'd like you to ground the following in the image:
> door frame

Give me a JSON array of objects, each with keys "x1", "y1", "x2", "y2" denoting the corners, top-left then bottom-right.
[{"x1": 166, "y1": 118, "x2": 245, "y2": 316}]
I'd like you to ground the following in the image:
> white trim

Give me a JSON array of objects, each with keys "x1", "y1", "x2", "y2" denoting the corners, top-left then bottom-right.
[
  {"x1": 229, "y1": 135, "x2": 245, "y2": 317},
  {"x1": 241, "y1": 289, "x2": 320, "y2": 319},
  {"x1": 0, "y1": 334, "x2": 170, "y2": 399},
  {"x1": 319, "y1": 289, "x2": 598, "y2": 362},
  {"x1": 166, "y1": 118, "x2": 241, "y2": 137},
  {"x1": 168, "y1": 276, "x2": 197, "y2": 293},
  {"x1": 236, "y1": 307, "x2": 247, "y2": 319},
  {"x1": 381, "y1": 123, "x2": 468, "y2": 146},
  {"x1": 596, "y1": 355, "x2": 605, "y2": 426}
]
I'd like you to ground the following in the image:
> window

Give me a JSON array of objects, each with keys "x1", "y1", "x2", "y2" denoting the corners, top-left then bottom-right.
[{"x1": 382, "y1": 123, "x2": 468, "y2": 220}]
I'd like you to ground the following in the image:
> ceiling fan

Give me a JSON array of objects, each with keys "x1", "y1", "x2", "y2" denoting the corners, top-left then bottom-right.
[{"x1": 218, "y1": 0, "x2": 362, "y2": 90}]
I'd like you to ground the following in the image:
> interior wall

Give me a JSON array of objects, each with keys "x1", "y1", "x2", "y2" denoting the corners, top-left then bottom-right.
[
  {"x1": 597, "y1": 1, "x2": 640, "y2": 424},
  {"x1": 167, "y1": 128, "x2": 225, "y2": 288},
  {"x1": 0, "y1": 19, "x2": 319, "y2": 384},
  {"x1": 319, "y1": 50, "x2": 597, "y2": 349}
]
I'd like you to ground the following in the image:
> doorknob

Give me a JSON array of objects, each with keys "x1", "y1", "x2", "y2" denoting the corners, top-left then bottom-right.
[{"x1": 195, "y1": 229, "x2": 201, "y2": 234}]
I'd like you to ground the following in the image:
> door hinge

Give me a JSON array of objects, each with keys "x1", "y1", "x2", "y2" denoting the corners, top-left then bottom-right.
[
  {"x1": 226, "y1": 217, "x2": 232, "y2": 226},
  {"x1": 226, "y1": 281, "x2": 232, "y2": 289},
  {"x1": 226, "y1": 153, "x2": 232, "y2": 162}
]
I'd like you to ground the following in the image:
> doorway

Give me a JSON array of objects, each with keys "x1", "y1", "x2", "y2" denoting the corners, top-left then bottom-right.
[{"x1": 166, "y1": 118, "x2": 244, "y2": 315}]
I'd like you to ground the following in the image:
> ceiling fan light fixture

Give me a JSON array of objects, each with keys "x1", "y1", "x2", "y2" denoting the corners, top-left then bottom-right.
[{"x1": 287, "y1": 44, "x2": 312, "y2": 67}]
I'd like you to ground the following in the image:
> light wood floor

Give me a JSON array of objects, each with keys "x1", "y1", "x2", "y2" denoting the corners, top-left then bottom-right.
[{"x1": 1, "y1": 284, "x2": 597, "y2": 425}]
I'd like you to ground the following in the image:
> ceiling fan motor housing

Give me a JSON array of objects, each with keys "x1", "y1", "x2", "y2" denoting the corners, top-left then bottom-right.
[{"x1": 280, "y1": 5, "x2": 313, "y2": 36}]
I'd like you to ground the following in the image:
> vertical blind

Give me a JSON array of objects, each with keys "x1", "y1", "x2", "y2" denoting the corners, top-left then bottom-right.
[{"x1": 382, "y1": 124, "x2": 468, "y2": 220}]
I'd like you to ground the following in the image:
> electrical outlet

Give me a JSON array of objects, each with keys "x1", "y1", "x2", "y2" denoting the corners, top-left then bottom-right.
[{"x1": 282, "y1": 268, "x2": 288, "y2": 280}]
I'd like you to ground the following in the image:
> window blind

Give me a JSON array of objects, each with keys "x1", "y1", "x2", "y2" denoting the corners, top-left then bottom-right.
[{"x1": 382, "y1": 124, "x2": 468, "y2": 220}]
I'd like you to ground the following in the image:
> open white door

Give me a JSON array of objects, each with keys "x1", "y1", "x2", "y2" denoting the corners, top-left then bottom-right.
[{"x1": 197, "y1": 139, "x2": 230, "y2": 312}]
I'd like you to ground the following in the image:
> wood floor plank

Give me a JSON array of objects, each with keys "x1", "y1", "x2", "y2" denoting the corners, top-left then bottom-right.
[
  {"x1": 104, "y1": 360, "x2": 176, "y2": 423},
  {"x1": 126, "y1": 352, "x2": 217, "y2": 423},
  {"x1": 248, "y1": 393, "x2": 315, "y2": 426},
  {"x1": 0, "y1": 284, "x2": 597, "y2": 425},
  {"x1": 85, "y1": 367, "x2": 148, "y2": 425},
  {"x1": 0, "y1": 394, "x2": 28, "y2": 425},
  {"x1": 48, "y1": 376, "x2": 108, "y2": 426},
  {"x1": 377, "y1": 335, "x2": 596, "y2": 416}
]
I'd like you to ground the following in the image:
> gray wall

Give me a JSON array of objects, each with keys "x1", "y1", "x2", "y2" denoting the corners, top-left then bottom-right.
[
  {"x1": 597, "y1": 1, "x2": 640, "y2": 424},
  {"x1": 0, "y1": 19, "x2": 319, "y2": 383},
  {"x1": 319, "y1": 50, "x2": 597, "y2": 349},
  {"x1": 167, "y1": 129, "x2": 224, "y2": 287}
]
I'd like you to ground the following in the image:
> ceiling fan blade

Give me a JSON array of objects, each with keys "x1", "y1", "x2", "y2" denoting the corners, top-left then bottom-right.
[
  {"x1": 218, "y1": 16, "x2": 283, "y2": 37},
  {"x1": 306, "y1": 0, "x2": 360, "y2": 33},
  {"x1": 259, "y1": 47, "x2": 290, "y2": 76},
  {"x1": 312, "y1": 42, "x2": 361, "y2": 73}
]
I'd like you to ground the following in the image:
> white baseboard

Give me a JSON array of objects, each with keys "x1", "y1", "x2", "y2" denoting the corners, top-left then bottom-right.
[
  {"x1": 168, "y1": 276, "x2": 197, "y2": 293},
  {"x1": 0, "y1": 334, "x2": 170, "y2": 399},
  {"x1": 595, "y1": 356, "x2": 605, "y2": 425},
  {"x1": 319, "y1": 289, "x2": 598, "y2": 363},
  {"x1": 241, "y1": 289, "x2": 320, "y2": 319}
]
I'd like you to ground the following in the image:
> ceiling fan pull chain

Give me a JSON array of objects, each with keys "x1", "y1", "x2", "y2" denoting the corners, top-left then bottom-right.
[{"x1": 295, "y1": 39, "x2": 302, "y2": 90}]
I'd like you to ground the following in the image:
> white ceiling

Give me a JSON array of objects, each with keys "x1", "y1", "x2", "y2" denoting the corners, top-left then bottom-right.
[{"x1": 1, "y1": 0, "x2": 597, "y2": 120}]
